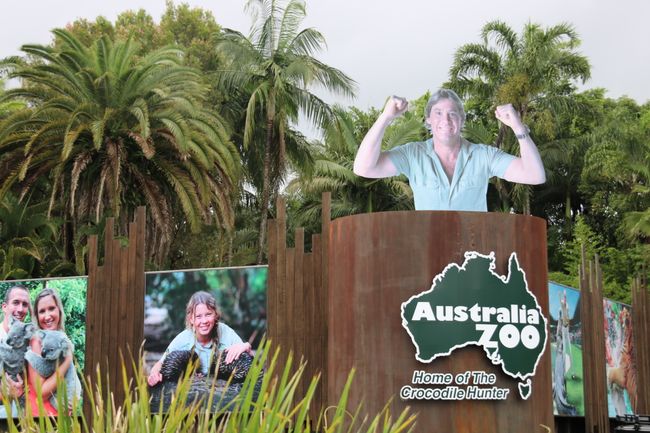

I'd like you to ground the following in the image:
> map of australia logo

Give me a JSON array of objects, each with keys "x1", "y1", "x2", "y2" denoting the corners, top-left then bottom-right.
[{"x1": 400, "y1": 251, "x2": 548, "y2": 399}]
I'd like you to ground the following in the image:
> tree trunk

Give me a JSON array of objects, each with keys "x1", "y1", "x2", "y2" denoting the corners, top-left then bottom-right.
[
  {"x1": 564, "y1": 189, "x2": 572, "y2": 232},
  {"x1": 495, "y1": 123, "x2": 507, "y2": 149},
  {"x1": 494, "y1": 178, "x2": 511, "y2": 211},
  {"x1": 256, "y1": 117, "x2": 275, "y2": 264},
  {"x1": 227, "y1": 229, "x2": 234, "y2": 267},
  {"x1": 520, "y1": 106, "x2": 531, "y2": 216},
  {"x1": 493, "y1": 124, "x2": 511, "y2": 210},
  {"x1": 523, "y1": 191, "x2": 530, "y2": 215}
]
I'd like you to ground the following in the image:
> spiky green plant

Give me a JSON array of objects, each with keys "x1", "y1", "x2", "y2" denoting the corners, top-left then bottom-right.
[
  {"x1": 1, "y1": 341, "x2": 416, "y2": 433},
  {"x1": 0, "y1": 29, "x2": 240, "y2": 266},
  {"x1": 0, "y1": 192, "x2": 74, "y2": 279}
]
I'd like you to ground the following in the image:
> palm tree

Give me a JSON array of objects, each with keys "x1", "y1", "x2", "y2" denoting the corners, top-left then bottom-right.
[
  {"x1": 448, "y1": 20, "x2": 591, "y2": 214},
  {"x1": 216, "y1": 0, "x2": 356, "y2": 263},
  {"x1": 0, "y1": 29, "x2": 239, "y2": 265},
  {"x1": 0, "y1": 79, "x2": 24, "y2": 119},
  {"x1": 623, "y1": 175, "x2": 650, "y2": 243},
  {"x1": 287, "y1": 107, "x2": 422, "y2": 232},
  {"x1": 534, "y1": 89, "x2": 609, "y2": 227},
  {"x1": 0, "y1": 193, "x2": 72, "y2": 279},
  {"x1": 581, "y1": 98, "x2": 650, "y2": 244},
  {"x1": 167, "y1": 189, "x2": 260, "y2": 269}
]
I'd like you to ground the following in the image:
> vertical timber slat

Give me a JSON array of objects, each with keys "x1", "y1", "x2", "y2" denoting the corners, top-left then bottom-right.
[
  {"x1": 285, "y1": 247, "x2": 295, "y2": 361},
  {"x1": 311, "y1": 233, "x2": 323, "y2": 416},
  {"x1": 320, "y1": 192, "x2": 330, "y2": 411},
  {"x1": 109, "y1": 238, "x2": 122, "y2": 404},
  {"x1": 294, "y1": 228, "x2": 305, "y2": 398},
  {"x1": 594, "y1": 257, "x2": 608, "y2": 431},
  {"x1": 84, "y1": 207, "x2": 146, "y2": 415},
  {"x1": 126, "y1": 222, "x2": 138, "y2": 365},
  {"x1": 133, "y1": 208, "x2": 146, "y2": 365},
  {"x1": 277, "y1": 198, "x2": 287, "y2": 355},
  {"x1": 632, "y1": 276, "x2": 649, "y2": 414},
  {"x1": 303, "y1": 249, "x2": 313, "y2": 399},
  {"x1": 267, "y1": 194, "x2": 329, "y2": 419},
  {"x1": 267, "y1": 217, "x2": 278, "y2": 348},
  {"x1": 581, "y1": 252, "x2": 609, "y2": 433},
  {"x1": 117, "y1": 238, "x2": 130, "y2": 380},
  {"x1": 101, "y1": 218, "x2": 114, "y2": 381}
]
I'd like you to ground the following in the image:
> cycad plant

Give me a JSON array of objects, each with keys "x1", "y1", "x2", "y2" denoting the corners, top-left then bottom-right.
[
  {"x1": 0, "y1": 193, "x2": 73, "y2": 279},
  {"x1": 0, "y1": 29, "x2": 239, "y2": 265}
]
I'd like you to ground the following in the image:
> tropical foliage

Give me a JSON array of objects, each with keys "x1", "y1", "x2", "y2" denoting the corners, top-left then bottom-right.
[
  {"x1": 0, "y1": 29, "x2": 239, "y2": 266},
  {"x1": 165, "y1": 191, "x2": 260, "y2": 269},
  {"x1": 2, "y1": 342, "x2": 415, "y2": 433},
  {"x1": 215, "y1": 0, "x2": 356, "y2": 262},
  {"x1": 447, "y1": 20, "x2": 591, "y2": 214},
  {"x1": 0, "y1": 194, "x2": 72, "y2": 280},
  {"x1": 286, "y1": 106, "x2": 422, "y2": 234},
  {"x1": 0, "y1": 80, "x2": 23, "y2": 119},
  {"x1": 0, "y1": 1, "x2": 646, "y2": 302}
]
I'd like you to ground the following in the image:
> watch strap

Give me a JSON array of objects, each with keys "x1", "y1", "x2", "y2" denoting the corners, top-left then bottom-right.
[{"x1": 515, "y1": 125, "x2": 530, "y2": 140}]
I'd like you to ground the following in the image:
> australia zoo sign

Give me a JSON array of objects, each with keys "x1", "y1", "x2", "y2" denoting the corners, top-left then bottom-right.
[{"x1": 400, "y1": 252, "x2": 548, "y2": 400}]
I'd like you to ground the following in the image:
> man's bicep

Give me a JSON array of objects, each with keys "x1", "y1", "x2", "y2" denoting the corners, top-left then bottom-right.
[
  {"x1": 488, "y1": 147, "x2": 517, "y2": 180},
  {"x1": 502, "y1": 158, "x2": 522, "y2": 182},
  {"x1": 359, "y1": 152, "x2": 399, "y2": 178},
  {"x1": 502, "y1": 158, "x2": 537, "y2": 184}
]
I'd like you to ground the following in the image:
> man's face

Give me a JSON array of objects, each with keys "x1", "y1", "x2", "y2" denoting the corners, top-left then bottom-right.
[
  {"x1": 427, "y1": 98, "x2": 462, "y2": 144},
  {"x1": 2, "y1": 288, "x2": 30, "y2": 323}
]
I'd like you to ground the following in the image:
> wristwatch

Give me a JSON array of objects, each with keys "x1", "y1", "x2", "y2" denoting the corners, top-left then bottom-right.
[{"x1": 515, "y1": 125, "x2": 530, "y2": 140}]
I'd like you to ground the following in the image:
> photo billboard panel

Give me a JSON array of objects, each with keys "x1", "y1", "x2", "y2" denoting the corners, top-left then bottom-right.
[
  {"x1": 548, "y1": 281, "x2": 584, "y2": 416},
  {"x1": 0, "y1": 277, "x2": 87, "y2": 417},
  {"x1": 144, "y1": 265, "x2": 267, "y2": 412},
  {"x1": 603, "y1": 298, "x2": 637, "y2": 416}
]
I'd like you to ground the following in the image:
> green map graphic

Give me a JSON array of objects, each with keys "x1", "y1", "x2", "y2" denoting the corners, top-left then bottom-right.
[{"x1": 400, "y1": 252, "x2": 547, "y2": 399}]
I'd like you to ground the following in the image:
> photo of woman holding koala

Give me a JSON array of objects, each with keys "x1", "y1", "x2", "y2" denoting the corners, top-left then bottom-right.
[{"x1": 24, "y1": 288, "x2": 82, "y2": 416}]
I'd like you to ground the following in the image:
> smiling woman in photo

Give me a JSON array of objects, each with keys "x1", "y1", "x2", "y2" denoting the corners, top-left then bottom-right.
[
  {"x1": 26, "y1": 288, "x2": 81, "y2": 415},
  {"x1": 147, "y1": 291, "x2": 252, "y2": 386}
]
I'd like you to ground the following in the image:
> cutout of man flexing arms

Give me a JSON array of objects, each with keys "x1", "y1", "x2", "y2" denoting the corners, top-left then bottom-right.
[
  {"x1": 0, "y1": 285, "x2": 31, "y2": 413},
  {"x1": 353, "y1": 89, "x2": 545, "y2": 211}
]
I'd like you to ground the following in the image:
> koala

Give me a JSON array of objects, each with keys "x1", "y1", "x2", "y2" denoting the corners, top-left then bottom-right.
[
  {"x1": 24, "y1": 330, "x2": 82, "y2": 411},
  {"x1": 0, "y1": 317, "x2": 34, "y2": 380}
]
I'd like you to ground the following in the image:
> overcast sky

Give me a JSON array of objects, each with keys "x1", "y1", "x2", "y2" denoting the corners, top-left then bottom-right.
[{"x1": 1, "y1": 0, "x2": 649, "y2": 112}]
